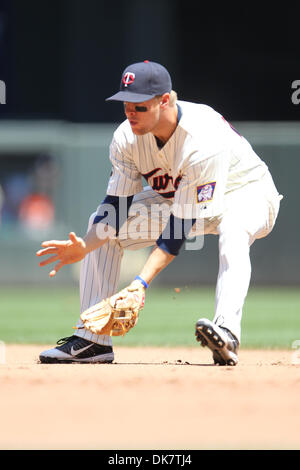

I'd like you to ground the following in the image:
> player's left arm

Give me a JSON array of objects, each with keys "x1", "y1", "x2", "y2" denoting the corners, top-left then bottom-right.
[
  {"x1": 135, "y1": 214, "x2": 195, "y2": 285},
  {"x1": 137, "y1": 246, "x2": 175, "y2": 286}
]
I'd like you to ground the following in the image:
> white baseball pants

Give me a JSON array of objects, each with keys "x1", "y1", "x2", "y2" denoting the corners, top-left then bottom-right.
[{"x1": 75, "y1": 172, "x2": 281, "y2": 345}]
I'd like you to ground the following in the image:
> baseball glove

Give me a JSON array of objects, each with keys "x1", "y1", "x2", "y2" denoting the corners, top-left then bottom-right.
[{"x1": 78, "y1": 279, "x2": 145, "y2": 336}]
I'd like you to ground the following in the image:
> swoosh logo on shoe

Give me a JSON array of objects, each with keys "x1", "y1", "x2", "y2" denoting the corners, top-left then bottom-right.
[{"x1": 71, "y1": 344, "x2": 93, "y2": 356}]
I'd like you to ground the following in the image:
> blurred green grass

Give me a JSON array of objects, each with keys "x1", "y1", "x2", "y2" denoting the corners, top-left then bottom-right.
[{"x1": 0, "y1": 285, "x2": 299, "y2": 348}]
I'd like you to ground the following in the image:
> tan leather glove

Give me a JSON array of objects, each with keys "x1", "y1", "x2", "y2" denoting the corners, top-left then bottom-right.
[{"x1": 79, "y1": 279, "x2": 146, "y2": 336}]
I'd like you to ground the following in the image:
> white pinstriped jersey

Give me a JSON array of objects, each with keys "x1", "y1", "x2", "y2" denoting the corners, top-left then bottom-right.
[{"x1": 106, "y1": 100, "x2": 268, "y2": 219}]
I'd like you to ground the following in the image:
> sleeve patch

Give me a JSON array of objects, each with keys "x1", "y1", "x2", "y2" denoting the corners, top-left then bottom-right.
[{"x1": 196, "y1": 182, "x2": 216, "y2": 203}]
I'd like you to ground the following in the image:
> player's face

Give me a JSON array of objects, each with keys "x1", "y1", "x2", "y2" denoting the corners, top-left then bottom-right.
[{"x1": 124, "y1": 97, "x2": 163, "y2": 135}]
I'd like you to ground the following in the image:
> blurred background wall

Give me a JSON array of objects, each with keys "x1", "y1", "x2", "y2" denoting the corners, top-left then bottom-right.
[{"x1": 0, "y1": 0, "x2": 299, "y2": 286}]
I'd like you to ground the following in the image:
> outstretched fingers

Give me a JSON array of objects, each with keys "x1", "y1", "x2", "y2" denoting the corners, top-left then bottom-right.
[
  {"x1": 37, "y1": 231, "x2": 84, "y2": 277},
  {"x1": 68, "y1": 232, "x2": 79, "y2": 244},
  {"x1": 41, "y1": 240, "x2": 69, "y2": 248},
  {"x1": 49, "y1": 260, "x2": 65, "y2": 277},
  {"x1": 38, "y1": 255, "x2": 59, "y2": 267},
  {"x1": 36, "y1": 247, "x2": 58, "y2": 257}
]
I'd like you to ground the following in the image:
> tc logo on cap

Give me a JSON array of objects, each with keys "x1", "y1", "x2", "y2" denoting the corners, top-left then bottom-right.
[{"x1": 123, "y1": 72, "x2": 135, "y2": 87}]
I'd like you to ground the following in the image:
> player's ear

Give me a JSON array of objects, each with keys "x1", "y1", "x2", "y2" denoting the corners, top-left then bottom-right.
[{"x1": 159, "y1": 93, "x2": 170, "y2": 109}]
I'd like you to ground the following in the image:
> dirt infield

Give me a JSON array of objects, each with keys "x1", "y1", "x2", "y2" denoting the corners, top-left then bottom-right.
[{"x1": 0, "y1": 345, "x2": 300, "y2": 450}]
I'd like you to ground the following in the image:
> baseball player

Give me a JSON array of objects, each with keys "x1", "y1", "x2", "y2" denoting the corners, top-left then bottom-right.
[{"x1": 37, "y1": 61, "x2": 282, "y2": 366}]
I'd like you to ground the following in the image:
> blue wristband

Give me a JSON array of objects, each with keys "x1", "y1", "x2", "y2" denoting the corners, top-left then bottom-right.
[{"x1": 135, "y1": 275, "x2": 148, "y2": 289}]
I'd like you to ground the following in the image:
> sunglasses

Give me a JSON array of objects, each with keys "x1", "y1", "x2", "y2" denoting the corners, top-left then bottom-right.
[{"x1": 124, "y1": 103, "x2": 148, "y2": 113}]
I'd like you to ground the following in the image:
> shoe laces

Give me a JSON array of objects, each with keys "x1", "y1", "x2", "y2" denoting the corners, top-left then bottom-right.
[
  {"x1": 56, "y1": 336, "x2": 73, "y2": 345},
  {"x1": 220, "y1": 327, "x2": 239, "y2": 352},
  {"x1": 221, "y1": 327, "x2": 239, "y2": 344}
]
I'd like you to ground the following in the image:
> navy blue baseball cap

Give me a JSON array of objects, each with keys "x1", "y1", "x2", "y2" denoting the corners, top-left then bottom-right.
[{"x1": 106, "y1": 60, "x2": 172, "y2": 103}]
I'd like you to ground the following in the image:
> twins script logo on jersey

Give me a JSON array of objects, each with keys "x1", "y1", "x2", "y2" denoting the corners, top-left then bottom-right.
[
  {"x1": 142, "y1": 168, "x2": 182, "y2": 199},
  {"x1": 123, "y1": 72, "x2": 135, "y2": 87},
  {"x1": 196, "y1": 182, "x2": 216, "y2": 203}
]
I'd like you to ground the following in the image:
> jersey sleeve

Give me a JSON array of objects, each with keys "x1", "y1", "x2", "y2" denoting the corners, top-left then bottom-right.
[
  {"x1": 106, "y1": 138, "x2": 143, "y2": 197},
  {"x1": 156, "y1": 214, "x2": 196, "y2": 256},
  {"x1": 93, "y1": 195, "x2": 134, "y2": 236},
  {"x1": 172, "y1": 151, "x2": 230, "y2": 219}
]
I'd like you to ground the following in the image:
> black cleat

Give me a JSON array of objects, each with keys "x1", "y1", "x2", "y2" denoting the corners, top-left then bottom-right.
[
  {"x1": 195, "y1": 318, "x2": 239, "y2": 366},
  {"x1": 39, "y1": 335, "x2": 114, "y2": 364}
]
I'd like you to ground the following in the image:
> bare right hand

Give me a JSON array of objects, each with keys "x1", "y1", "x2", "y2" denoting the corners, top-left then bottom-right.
[{"x1": 36, "y1": 232, "x2": 86, "y2": 277}]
